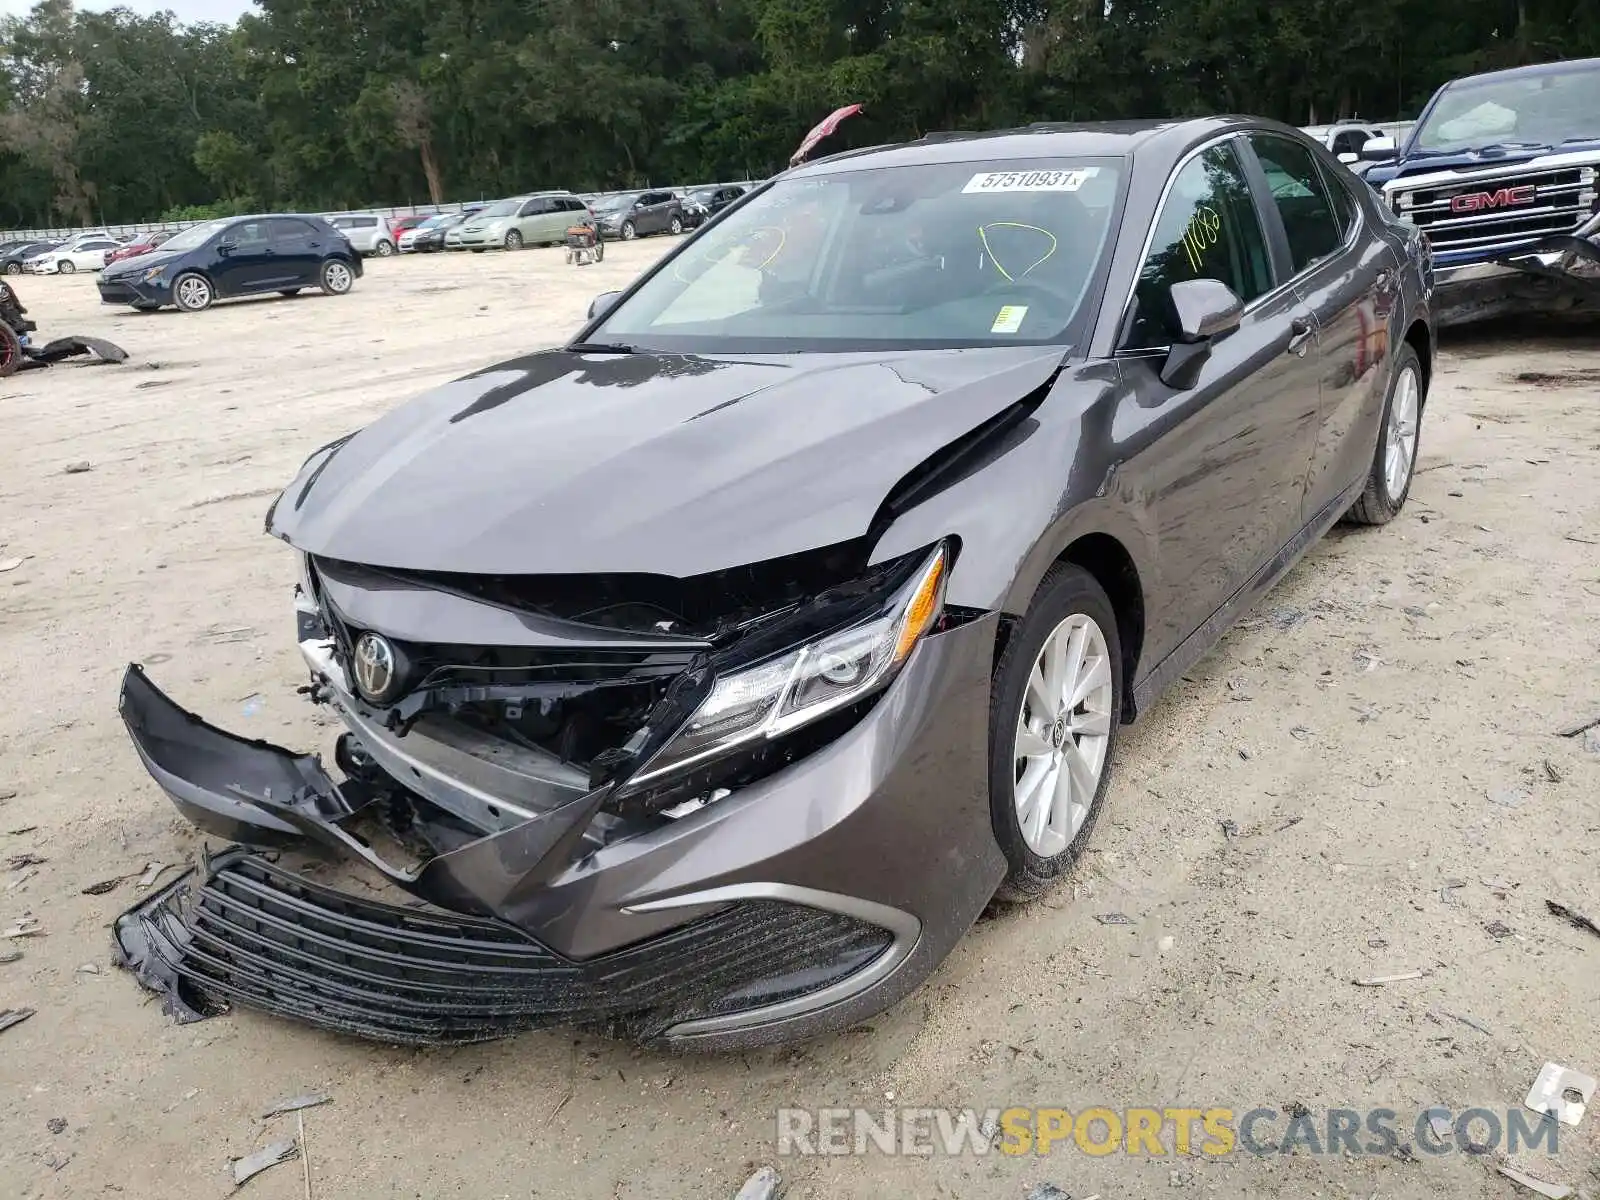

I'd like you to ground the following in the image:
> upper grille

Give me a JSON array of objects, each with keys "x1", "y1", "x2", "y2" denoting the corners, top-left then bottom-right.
[
  {"x1": 115, "y1": 850, "x2": 892, "y2": 1044},
  {"x1": 1394, "y1": 164, "x2": 1597, "y2": 256}
]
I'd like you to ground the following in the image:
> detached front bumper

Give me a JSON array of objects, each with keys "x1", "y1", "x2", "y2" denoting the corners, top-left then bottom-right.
[
  {"x1": 114, "y1": 612, "x2": 1005, "y2": 1048},
  {"x1": 1432, "y1": 215, "x2": 1600, "y2": 326}
]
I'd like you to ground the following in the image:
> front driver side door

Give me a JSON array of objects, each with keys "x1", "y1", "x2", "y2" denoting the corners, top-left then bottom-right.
[
  {"x1": 1114, "y1": 137, "x2": 1325, "y2": 664},
  {"x1": 212, "y1": 220, "x2": 280, "y2": 295}
]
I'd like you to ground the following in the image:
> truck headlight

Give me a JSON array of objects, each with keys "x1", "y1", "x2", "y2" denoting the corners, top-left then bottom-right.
[{"x1": 630, "y1": 542, "x2": 949, "y2": 784}]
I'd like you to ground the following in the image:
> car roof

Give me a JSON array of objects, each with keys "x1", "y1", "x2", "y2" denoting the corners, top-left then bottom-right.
[
  {"x1": 787, "y1": 118, "x2": 1257, "y2": 177},
  {"x1": 1443, "y1": 56, "x2": 1600, "y2": 89}
]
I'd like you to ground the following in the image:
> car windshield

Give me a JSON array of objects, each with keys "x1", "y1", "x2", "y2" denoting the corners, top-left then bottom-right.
[
  {"x1": 1413, "y1": 61, "x2": 1600, "y2": 151},
  {"x1": 689, "y1": 189, "x2": 717, "y2": 204},
  {"x1": 157, "y1": 220, "x2": 230, "y2": 253},
  {"x1": 476, "y1": 200, "x2": 520, "y2": 219},
  {"x1": 590, "y1": 157, "x2": 1123, "y2": 352},
  {"x1": 595, "y1": 194, "x2": 640, "y2": 212}
]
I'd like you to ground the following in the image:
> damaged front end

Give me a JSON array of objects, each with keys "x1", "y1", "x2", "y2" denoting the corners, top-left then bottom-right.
[{"x1": 116, "y1": 535, "x2": 981, "y2": 1045}]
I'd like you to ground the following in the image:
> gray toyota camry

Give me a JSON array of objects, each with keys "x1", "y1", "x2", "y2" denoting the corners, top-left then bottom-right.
[{"x1": 117, "y1": 116, "x2": 1432, "y2": 1048}]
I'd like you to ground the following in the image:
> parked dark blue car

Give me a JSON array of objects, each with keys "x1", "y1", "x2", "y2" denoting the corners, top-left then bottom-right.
[{"x1": 97, "y1": 214, "x2": 362, "y2": 313}]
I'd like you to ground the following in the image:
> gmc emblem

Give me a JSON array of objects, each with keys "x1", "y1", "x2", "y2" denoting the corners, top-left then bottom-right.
[{"x1": 1450, "y1": 185, "x2": 1537, "y2": 214}]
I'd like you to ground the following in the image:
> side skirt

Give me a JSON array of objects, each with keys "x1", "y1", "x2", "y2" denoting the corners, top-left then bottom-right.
[{"x1": 1130, "y1": 476, "x2": 1366, "y2": 716}]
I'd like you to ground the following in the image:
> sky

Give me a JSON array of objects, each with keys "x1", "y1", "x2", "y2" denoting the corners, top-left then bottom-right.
[{"x1": 0, "y1": 0, "x2": 257, "y2": 22}]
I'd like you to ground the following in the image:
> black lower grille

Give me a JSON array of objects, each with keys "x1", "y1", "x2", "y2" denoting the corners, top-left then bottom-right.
[{"x1": 115, "y1": 850, "x2": 890, "y2": 1045}]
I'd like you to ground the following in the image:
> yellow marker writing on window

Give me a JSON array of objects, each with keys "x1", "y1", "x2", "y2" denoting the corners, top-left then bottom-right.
[{"x1": 1181, "y1": 206, "x2": 1223, "y2": 272}]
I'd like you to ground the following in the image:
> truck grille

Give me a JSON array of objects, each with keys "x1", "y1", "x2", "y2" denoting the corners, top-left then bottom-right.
[{"x1": 1394, "y1": 165, "x2": 1597, "y2": 256}]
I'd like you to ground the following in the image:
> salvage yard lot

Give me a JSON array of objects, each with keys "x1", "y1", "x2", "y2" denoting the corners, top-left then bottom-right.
[{"x1": 2, "y1": 247, "x2": 1599, "y2": 1200}]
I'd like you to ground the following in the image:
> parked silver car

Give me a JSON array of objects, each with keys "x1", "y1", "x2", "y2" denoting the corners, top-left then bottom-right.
[
  {"x1": 444, "y1": 192, "x2": 592, "y2": 251},
  {"x1": 328, "y1": 214, "x2": 398, "y2": 257}
]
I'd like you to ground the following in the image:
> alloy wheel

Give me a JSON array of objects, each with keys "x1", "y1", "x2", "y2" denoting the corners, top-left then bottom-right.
[
  {"x1": 175, "y1": 275, "x2": 211, "y2": 310},
  {"x1": 621, "y1": 221, "x2": 636, "y2": 240},
  {"x1": 323, "y1": 262, "x2": 353, "y2": 294},
  {"x1": 1384, "y1": 365, "x2": 1420, "y2": 500},
  {"x1": 58, "y1": 260, "x2": 75, "y2": 274},
  {"x1": 505, "y1": 230, "x2": 522, "y2": 250},
  {"x1": 375, "y1": 240, "x2": 394, "y2": 257},
  {"x1": 1012, "y1": 613, "x2": 1115, "y2": 858}
]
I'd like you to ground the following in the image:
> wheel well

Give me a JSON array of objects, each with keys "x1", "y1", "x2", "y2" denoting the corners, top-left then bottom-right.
[
  {"x1": 1403, "y1": 319, "x2": 1431, "y2": 402},
  {"x1": 1059, "y1": 533, "x2": 1145, "y2": 720}
]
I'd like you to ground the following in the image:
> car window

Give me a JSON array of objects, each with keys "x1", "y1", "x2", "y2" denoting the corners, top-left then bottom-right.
[
  {"x1": 270, "y1": 218, "x2": 317, "y2": 243},
  {"x1": 594, "y1": 156, "x2": 1123, "y2": 352},
  {"x1": 519, "y1": 198, "x2": 550, "y2": 216},
  {"x1": 1319, "y1": 164, "x2": 1358, "y2": 238},
  {"x1": 230, "y1": 221, "x2": 271, "y2": 246},
  {"x1": 1248, "y1": 135, "x2": 1344, "y2": 275},
  {"x1": 1125, "y1": 141, "x2": 1274, "y2": 350},
  {"x1": 81, "y1": 240, "x2": 116, "y2": 250}
]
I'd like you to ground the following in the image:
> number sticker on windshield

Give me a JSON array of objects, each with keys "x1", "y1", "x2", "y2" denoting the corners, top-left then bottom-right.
[
  {"x1": 991, "y1": 305, "x2": 1028, "y2": 333},
  {"x1": 963, "y1": 168, "x2": 1099, "y2": 194}
]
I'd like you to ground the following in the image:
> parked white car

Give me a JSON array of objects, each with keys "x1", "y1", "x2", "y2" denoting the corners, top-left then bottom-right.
[
  {"x1": 23, "y1": 236, "x2": 123, "y2": 274},
  {"x1": 328, "y1": 214, "x2": 397, "y2": 257}
]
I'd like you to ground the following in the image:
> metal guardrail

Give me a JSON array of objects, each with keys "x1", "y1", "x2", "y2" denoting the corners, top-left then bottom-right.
[{"x1": 1, "y1": 182, "x2": 766, "y2": 243}]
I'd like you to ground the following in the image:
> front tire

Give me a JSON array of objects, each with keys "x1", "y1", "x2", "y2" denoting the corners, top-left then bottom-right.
[
  {"x1": 620, "y1": 220, "x2": 636, "y2": 241},
  {"x1": 668, "y1": 214, "x2": 683, "y2": 235},
  {"x1": 172, "y1": 272, "x2": 214, "y2": 312},
  {"x1": 1346, "y1": 345, "x2": 1424, "y2": 526},
  {"x1": 319, "y1": 259, "x2": 354, "y2": 296},
  {"x1": 504, "y1": 230, "x2": 523, "y2": 250},
  {"x1": 988, "y1": 564, "x2": 1122, "y2": 903},
  {"x1": 58, "y1": 260, "x2": 76, "y2": 275}
]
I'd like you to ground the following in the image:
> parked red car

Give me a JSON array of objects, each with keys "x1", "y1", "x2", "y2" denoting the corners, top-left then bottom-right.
[
  {"x1": 106, "y1": 230, "x2": 175, "y2": 265},
  {"x1": 388, "y1": 214, "x2": 431, "y2": 236}
]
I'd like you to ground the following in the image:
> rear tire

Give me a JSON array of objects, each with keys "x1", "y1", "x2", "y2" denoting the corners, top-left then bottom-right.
[
  {"x1": 319, "y1": 259, "x2": 354, "y2": 296},
  {"x1": 988, "y1": 564, "x2": 1123, "y2": 903},
  {"x1": 0, "y1": 321, "x2": 20, "y2": 377},
  {"x1": 172, "y1": 272, "x2": 214, "y2": 312},
  {"x1": 374, "y1": 240, "x2": 395, "y2": 257},
  {"x1": 1345, "y1": 345, "x2": 1424, "y2": 526}
]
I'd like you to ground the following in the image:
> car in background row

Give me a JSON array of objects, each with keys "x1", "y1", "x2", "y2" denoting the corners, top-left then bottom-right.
[
  {"x1": 445, "y1": 193, "x2": 591, "y2": 251},
  {"x1": 1, "y1": 240, "x2": 59, "y2": 275},
  {"x1": 97, "y1": 214, "x2": 362, "y2": 312},
  {"x1": 682, "y1": 184, "x2": 747, "y2": 228},
  {"x1": 1362, "y1": 55, "x2": 1600, "y2": 326},
  {"x1": 329, "y1": 214, "x2": 398, "y2": 257},
  {"x1": 1301, "y1": 120, "x2": 1413, "y2": 165},
  {"x1": 106, "y1": 230, "x2": 176, "y2": 265},
  {"x1": 389, "y1": 214, "x2": 431, "y2": 239},
  {"x1": 399, "y1": 208, "x2": 482, "y2": 253},
  {"x1": 592, "y1": 190, "x2": 685, "y2": 240},
  {"x1": 23, "y1": 235, "x2": 123, "y2": 274}
]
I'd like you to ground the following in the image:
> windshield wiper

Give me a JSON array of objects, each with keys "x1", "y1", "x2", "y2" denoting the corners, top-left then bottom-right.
[
  {"x1": 1475, "y1": 141, "x2": 1551, "y2": 154},
  {"x1": 569, "y1": 341, "x2": 635, "y2": 354}
]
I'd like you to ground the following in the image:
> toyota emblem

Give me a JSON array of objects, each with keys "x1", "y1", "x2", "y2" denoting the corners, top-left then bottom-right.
[{"x1": 352, "y1": 631, "x2": 399, "y2": 703}]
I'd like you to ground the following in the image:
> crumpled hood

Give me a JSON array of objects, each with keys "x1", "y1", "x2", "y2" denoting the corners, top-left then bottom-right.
[{"x1": 268, "y1": 345, "x2": 1067, "y2": 577}]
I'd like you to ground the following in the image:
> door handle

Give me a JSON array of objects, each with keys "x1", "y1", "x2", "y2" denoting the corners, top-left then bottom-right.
[{"x1": 1287, "y1": 316, "x2": 1315, "y2": 355}]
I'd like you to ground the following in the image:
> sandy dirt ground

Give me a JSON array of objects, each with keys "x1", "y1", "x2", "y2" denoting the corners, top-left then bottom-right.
[{"x1": 1, "y1": 245, "x2": 1598, "y2": 1200}]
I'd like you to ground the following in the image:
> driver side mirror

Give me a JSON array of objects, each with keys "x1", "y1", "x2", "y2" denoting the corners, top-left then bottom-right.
[
  {"x1": 216, "y1": 240, "x2": 236, "y2": 256},
  {"x1": 1337, "y1": 151, "x2": 1359, "y2": 165},
  {"x1": 1359, "y1": 135, "x2": 1397, "y2": 162},
  {"x1": 588, "y1": 291, "x2": 622, "y2": 320},
  {"x1": 1160, "y1": 278, "x2": 1243, "y2": 389}
]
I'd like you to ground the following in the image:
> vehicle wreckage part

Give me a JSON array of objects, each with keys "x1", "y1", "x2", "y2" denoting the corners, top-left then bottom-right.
[{"x1": 113, "y1": 848, "x2": 895, "y2": 1045}]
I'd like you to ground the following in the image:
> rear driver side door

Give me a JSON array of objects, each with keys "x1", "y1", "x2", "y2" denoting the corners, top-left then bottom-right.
[{"x1": 1114, "y1": 137, "x2": 1325, "y2": 664}]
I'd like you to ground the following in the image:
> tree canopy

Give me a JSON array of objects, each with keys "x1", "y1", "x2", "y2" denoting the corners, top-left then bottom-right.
[{"x1": 2, "y1": 0, "x2": 1597, "y2": 228}]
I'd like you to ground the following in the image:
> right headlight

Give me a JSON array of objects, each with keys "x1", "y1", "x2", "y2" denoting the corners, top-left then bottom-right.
[{"x1": 629, "y1": 542, "x2": 949, "y2": 785}]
